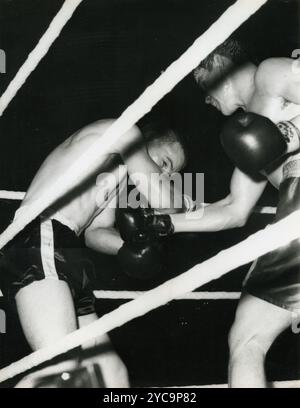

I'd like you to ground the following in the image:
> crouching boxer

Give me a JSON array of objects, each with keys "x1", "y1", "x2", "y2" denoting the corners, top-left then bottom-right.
[{"x1": 0, "y1": 118, "x2": 187, "y2": 387}]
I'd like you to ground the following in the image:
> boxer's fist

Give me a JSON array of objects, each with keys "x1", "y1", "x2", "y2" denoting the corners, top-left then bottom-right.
[
  {"x1": 143, "y1": 210, "x2": 175, "y2": 239},
  {"x1": 117, "y1": 241, "x2": 164, "y2": 280},
  {"x1": 220, "y1": 112, "x2": 287, "y2": 173},
  {"x1": 116, "y1": 207, "x2": 174, "y2": 243},
  {"x1": 116, "y1": 207, "x2": 148, "y2": 243}
]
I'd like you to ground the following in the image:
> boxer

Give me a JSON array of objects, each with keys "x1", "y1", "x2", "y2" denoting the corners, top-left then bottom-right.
[
  {"x1": 119, "y1": 39, "x2": 300, "y2": 387},
  {"x1": 1, "y1": 118, "x2": 186, "y2": 387}
]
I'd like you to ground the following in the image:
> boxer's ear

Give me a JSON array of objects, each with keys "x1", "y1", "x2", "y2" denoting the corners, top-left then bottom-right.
[
  {"x1": 213, "y1": 54, "x2": 233, "y2": 69},
  {"x1": 193, "y1": 66, "x2": 209, "y2": 87},
  {"x1": 213, "y1": 54, "x2": 224, "y2": 68},
  {"x1": 224, "y1": 80, "x2": 232, "y2": 93}
]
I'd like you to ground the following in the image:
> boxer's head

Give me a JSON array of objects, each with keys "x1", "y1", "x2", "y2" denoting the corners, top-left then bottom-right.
[
  {"x1": 142, "y1": 122, "x2": 187, "y2": 174},
  {"x1": 194, "y1": 38, "x2": 252, "y2": 116}
]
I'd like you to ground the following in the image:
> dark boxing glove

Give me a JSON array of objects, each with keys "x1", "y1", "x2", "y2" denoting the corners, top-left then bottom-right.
[
  {"x1": 117, "y1": 241, "x2": 164, "y2": 280},
  {"x1": 220, "y1": 112, "x2": 298, "y2": 174},
  {"x1": 116, "y1": 207, "x2": 174, "y2": 243},
  {"x1": 116, "y1": 207, "x2": 148, "y2": 243}
]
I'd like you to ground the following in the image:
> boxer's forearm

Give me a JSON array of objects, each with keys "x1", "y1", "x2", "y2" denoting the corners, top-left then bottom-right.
[
  {"x1": 85, "y1": 228, "x2": 123, "y2": 255},
  {"x1": 170, "y1": 201, "x2": 247, "y2": 233}
]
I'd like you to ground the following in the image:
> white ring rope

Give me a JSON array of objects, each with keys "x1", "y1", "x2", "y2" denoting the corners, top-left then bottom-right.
[
  {"x1": 0, "y1": 191, "x2": 25, "y2": 200},
  {"x1": 0, "y1": 190, "x2": 276, "y2": 215},
  {"x1": 0, "y1": 208, "x2": 299, "y2": 383},
  {"x1": 0, "y1": 0, "x2": 84, "y2": 117},
  {"x1": 0, "y1": 0, "x2": 268, "y2": 251},
  {"x1": 93, "y1": 290, "x2": 241, "y2": 300},
  {"x1": 0, "y1": 289, "x2": 241, "y2": 300},
  {"x1": 252, "y1": 205, "x2": 276, "y2": 215}
]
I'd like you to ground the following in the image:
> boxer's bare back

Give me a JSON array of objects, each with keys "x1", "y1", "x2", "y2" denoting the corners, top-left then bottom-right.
[{"x1": 21, "y1": 119, "x2": 128, "y2": 234}]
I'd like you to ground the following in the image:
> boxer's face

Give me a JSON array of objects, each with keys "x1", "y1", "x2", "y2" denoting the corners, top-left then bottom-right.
[
  {"x1": 204, "y1": 80, "x2": 239, "y2": 116},
  {"x1": 148, "y1": 139, "x2": 185, "y2": 174},
  {"x1": 195, "y1": 57, "x2": 241, "y2": 116}
]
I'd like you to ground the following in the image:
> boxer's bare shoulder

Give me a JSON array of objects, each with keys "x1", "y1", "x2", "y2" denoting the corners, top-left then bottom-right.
[
  {"x1": 22, "y1": 119, "x2": 120, "y2": 207},
  {"x1": 250, "y1": 58, "x2": 300, "y2": 122},
  {"x1": 63, "y1": 119, "x2": 116, "y2": 149},
  {"x1": 254, "y1": 58, "x2": 296, "y2": 94}
]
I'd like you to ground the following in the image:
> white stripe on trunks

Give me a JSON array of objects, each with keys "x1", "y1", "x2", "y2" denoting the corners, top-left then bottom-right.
[{"x1": 40, "y1": 219, "x2": 58, "y2": 279}]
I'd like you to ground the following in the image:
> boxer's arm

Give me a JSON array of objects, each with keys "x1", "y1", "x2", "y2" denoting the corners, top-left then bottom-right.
[
  {"x1": 84, "y1": 198, "x2": 123, "y2": 256},
  {"x1": 255, "y1": 58, "x2": 300, "y2": 104},
  {"x1": 255, "y1": 58, "x2": 300, "y2": 152},
  {"x1": 170, "y1": 168, "x2": 267, "y2": 233},
  {"x1": 119, "y1": 126, "x2": 184, "y2": 213}
]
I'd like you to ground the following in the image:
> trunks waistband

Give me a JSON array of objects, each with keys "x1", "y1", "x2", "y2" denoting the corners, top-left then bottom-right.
[
  {"x1": 13, "y1": 206, "x2": 80, "y2": 236},
  {"x1": 282, "y1": 159, "x2": 300, "y2": 180},
  {"x1": 49, "y1": 212, "x2": 80, "y2": 236}
]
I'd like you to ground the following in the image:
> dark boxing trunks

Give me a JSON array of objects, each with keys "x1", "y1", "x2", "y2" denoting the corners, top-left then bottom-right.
[
  {"x1": 244, "y1": 159, "x2": 300, "y2": 312},
  {"x1": 0, "y1": 212, "x2": 96, "y2": 317}
]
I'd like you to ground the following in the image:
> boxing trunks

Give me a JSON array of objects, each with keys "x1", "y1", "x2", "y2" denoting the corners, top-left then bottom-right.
[
  {"x1": 244, "y1": 158, "x2": 300, "y2": 312},
  {"x1": 0, "y1": 208, "x2": 96, "y2": 316}
]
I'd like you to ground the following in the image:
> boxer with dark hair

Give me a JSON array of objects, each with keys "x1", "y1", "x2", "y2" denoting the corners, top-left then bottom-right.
[{"x1": 1, "y1": 118, "x2": 187, "y2": 387}]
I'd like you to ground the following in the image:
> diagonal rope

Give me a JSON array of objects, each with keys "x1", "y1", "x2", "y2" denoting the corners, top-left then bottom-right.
[{"x1": 0, "y1": 0, "x2": 84, "y2": 117}]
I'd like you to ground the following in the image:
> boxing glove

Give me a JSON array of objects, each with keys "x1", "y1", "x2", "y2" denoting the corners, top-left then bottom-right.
[
  {"x1": 116, "y1": 207, "x2": 148, "y2": 243},
  {"x1": 117, "y1": 241, "x2": 164, "y2": 279},
  {"x1": 116, "y1": 207, "x2": 174, "y2": 243},
  {"x1": 220, "y1": 112, "x2": 294, "y2": 174}
]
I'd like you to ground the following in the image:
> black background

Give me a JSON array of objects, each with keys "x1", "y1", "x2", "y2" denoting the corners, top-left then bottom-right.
[{"x1": 0, "y1": 0, "x2": 299, "y2": 388}]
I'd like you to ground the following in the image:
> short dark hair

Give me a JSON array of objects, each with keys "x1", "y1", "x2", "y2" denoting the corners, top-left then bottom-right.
[
  {"x1": 142, "y1": 121, "x2": 176, "y2": 143},
  {"x1": 141, "y1": 121, "x2": 188, "y2": 168}
]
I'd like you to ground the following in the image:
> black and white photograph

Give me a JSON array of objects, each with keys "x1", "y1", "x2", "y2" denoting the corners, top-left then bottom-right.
[{"x1": 0, "y1": 0, "x2": 300, "y2": 392}]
